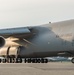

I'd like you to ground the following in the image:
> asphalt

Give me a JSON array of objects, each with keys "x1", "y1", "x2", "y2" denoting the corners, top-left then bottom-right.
[{"x1": 0, "y1": 62, "x2": 74, "y2": 75}]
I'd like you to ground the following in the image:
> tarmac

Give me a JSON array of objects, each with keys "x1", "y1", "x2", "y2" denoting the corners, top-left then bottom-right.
[{"x1": 0, "y1": 62, "x2": 74, "y2": 75}]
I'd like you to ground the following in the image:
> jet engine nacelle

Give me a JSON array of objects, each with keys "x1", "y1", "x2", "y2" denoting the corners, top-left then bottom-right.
[
  {"x1": 0, "y1": 36, "x2": 5, "y2": 48},
  {"x1": 0, "y1": 46, "x2": 33, "y2": 58},
  {"x1": 0, "y1": 47, "x2": 18, "y2": 57}
]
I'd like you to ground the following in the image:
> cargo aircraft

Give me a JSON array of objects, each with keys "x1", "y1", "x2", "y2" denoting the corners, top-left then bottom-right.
[{"x1": 0, "y1": 19, "x2": 74, "y2": 63}]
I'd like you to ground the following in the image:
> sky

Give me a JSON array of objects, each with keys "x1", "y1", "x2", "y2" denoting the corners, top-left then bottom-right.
[{"x1": 0, "y1": 0, "x2": 74, "y2": 29}]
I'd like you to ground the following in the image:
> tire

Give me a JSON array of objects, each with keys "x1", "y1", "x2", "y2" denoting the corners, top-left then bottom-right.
[{"x1": 71, "y1": 58, "x2": 74, "y2": 63}]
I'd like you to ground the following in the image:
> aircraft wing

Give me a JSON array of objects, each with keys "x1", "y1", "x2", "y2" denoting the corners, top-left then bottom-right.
[{"x1": 0, "y1": 27, "x2": 33, "y2": 38}]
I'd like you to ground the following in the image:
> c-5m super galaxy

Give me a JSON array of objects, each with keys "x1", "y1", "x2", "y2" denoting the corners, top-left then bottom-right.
[{"x1": 0, "y1": 19, "x2": 74, "y2": 63}]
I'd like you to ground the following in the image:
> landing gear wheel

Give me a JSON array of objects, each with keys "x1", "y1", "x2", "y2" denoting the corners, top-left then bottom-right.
[{"x1": 71, "y1": 58, "x2": 74, "y2": 63}]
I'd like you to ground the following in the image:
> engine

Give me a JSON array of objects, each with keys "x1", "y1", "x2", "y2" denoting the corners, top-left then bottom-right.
[
  {"x1": 0, "y1": 36, "x2": 5, "y2": 48},
  {"x1": 0, "y1": 46, "x2": 33, "y2": 58}
]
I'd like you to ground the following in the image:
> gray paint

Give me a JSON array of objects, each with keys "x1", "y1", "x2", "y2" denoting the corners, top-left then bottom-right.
[{"x1": 0, "y1": 19, "x2": 74, "y2": 58}]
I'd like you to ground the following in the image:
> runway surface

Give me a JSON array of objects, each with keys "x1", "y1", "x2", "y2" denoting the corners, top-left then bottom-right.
[{"x1": 0, "y1": 62, "x2": 74, "y2": 75}]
